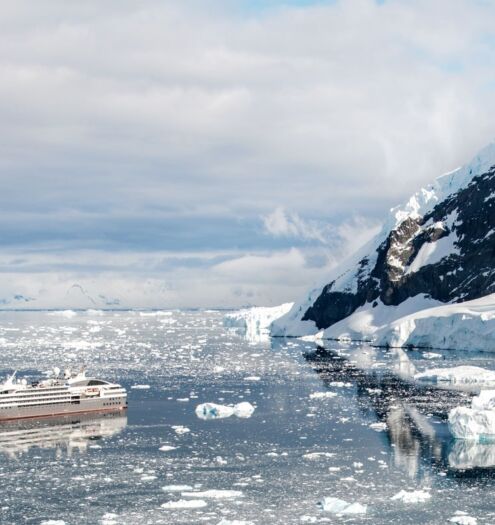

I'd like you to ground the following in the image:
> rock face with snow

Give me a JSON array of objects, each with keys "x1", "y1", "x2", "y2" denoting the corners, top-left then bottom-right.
[{"x1": 272, "y1": 142, "x2": 495, "y2": 349}]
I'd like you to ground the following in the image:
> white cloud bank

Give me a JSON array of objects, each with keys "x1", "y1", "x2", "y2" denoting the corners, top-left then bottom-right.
[{"x1": 1, "y1": 0, "x2": 495, "y2": 307}]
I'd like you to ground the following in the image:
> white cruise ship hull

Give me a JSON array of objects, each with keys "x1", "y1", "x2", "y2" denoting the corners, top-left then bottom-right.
[{"x1": 0, "y1": 397, "x2": 127, "y2": 421}]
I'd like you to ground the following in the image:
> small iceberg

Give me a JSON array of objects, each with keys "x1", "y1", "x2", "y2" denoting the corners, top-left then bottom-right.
[
  {"x1": 195, "y1": 402, "x2": 255, "y2": 420},
  {"x1": 317, "y1": 497, "x2": 367, "y2": 514},
  {"x1": 181, "y1": 489, "x2": 243, "y2": 499},
  {"x1": 449, "y1": 390, "x2": 495, "y2": 440},
  {"x1": 391, "y1": 490, "x2": 431, "y2": 503},
  {"x1": 415, "y1": 366, "x2": 495, "y2": 385}
]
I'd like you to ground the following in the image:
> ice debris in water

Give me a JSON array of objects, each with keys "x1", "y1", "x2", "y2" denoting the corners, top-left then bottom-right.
[
  {"x1": 131, "y1": 384, "x2": 150, "y2": 389},
  {"x1": 162, "y1": 485, "x2": 194, "y2": 492},
  {"x1": 309, "y1": 391, "x2": 337, "y2": 399},
  {"x1": 159, "y1": 445, "x2": 177, "y2": 452},
  {"x1": 369, "y1": 422, "x2": 387, "y2": 431},
  {"x1": 181, "y1": 489, "x2": 243, "y2": 499},
  {"x1": 449, "y1": 390, "x2": 495, "y2": 440},
  {"x1": 40, "y1": 521, "x2": 66, "y2": 525},
  {"x1": 195, "y1": 402, "x2": 255, "y2": 420},
  {"x1": 217, "y1": 518, "x2": 254, "y2": 525},
  {"x1": 448, "y1": 514, "x2": 477, "y2": 525},
  {"x1": 318, "y1": 497, "x2": 367, "y2": 514},
  {"x1": 100, "y1": 513, "x2": 118, "y2": 525},
  {"x1": 391, "y1": 490, "x2": 431, "y2": 503},
  {"x1": 161, "y1": 499, "x2": 208, "y2": 509},
  {"x1": 172, "y1": 425, "x2": 190, "y2": 435}
]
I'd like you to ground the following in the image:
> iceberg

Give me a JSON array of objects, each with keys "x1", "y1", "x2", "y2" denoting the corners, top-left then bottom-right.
[
  {"x1": 449, "y1": 390, "x2": 495, "y2": 440},
  {"x1": 414, "y1": 366, "x2": 495, "y2": 385},
  {"x1": 317, "y1": 497, "x2": 367, "y2": 514},
  {"x1": 224, "y1": 303, "x2": 293, "y2": 340},
  {"x1": 449, "y1": 439, "x2": 495, "y2": 469},
  {"x1": 195, "y1": 402, "x2": 255, "y2": 420}
]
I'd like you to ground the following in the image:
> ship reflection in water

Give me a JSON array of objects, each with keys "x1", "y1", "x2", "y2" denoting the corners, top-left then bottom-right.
[
  {"x1": 0, "y1": 411, "x2": 127, "y2": 459},
  {"x1": 303, "y1": 343, "x2": 495, "y2": 478}
]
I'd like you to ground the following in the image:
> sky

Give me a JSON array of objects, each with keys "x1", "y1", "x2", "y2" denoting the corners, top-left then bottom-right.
[{"x1": 2, "y1": 0, "x2": 495, "y2": 308}]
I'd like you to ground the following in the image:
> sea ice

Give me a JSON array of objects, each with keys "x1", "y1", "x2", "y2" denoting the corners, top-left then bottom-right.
[
  {"x1": 448, "y1": 515, "x2": 477, "y2": 525},
  {"x1": 159, "y1": 445, "x2": 177, "y2": 452},
  {"x1": 391, "y1": 490, "x2": 431, "y2": 503},
  {"x1": 369, "y1": 422, "x2": 387, "y2": 431},
  {"x1": 217, "y1": 518, "x2": 254, "y2": 525},
  {"x1": 161, "y1": 499, "x2": 207, "y2": 509},
  {"x1": 309, "y1": 391, "x2": 337, "y2": 399},
  {"x1": 181, "y1": 489, "x2": 243, "y2": 499},
  {"x1": 131, "y1": 384, "x2": 150, "y2": 390},
  {"x1": 162, "y1": 485, "x2": 194, "y2": 492},
  {"x1": 195, "y1": 402, "x2": 255, "y2": 420},
  {"x1": 318, "y1": 497, "x2": 367, "y2": 514}
]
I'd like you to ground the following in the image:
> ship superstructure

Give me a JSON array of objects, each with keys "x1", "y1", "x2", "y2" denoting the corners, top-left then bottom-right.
[{"x1": 0, "y1": 369, "x2": 127, "y2": 421}]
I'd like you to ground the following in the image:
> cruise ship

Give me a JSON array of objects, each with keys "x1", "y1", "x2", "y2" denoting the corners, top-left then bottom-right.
[{"x1": 0, "y1": 368, "x2": 127, "y2": 421}]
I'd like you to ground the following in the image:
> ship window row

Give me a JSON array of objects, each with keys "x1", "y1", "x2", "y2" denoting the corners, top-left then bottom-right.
[
  {"x1": 0, "y1": 401, "x2": 73, "y2": 409},
  {"x1": 0, "y1": 396, "x2": 72, "y2": 404}
]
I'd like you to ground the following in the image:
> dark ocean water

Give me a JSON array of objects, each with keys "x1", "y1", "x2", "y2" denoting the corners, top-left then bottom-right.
[{"x1": 0, "y1": 310, "x2": 494, "y2": 524}]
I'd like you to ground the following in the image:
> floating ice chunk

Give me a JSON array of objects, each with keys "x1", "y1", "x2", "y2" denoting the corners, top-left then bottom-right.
[
  {"x1": 159, "y1": 445, "x2": 177, "y2": 452},
  {"x1": 391, "y1": 490, "x2": 431, "y2": 503},
  {"x1": 309, "y1": 392, "x2": 337, "y2": 399},
  {"x1": 369, "y1": 422, "x2": 387, "y2": 432},
  {"x1": 471, "y1": 390, "x2": 495, "y2": 410},
  {"x1": 131, "y1": 384, "x2": 150, "y2": 390},
  {"x1": 303, "y1": 452, "x2": 335, "y2": 460},
  {"x1": 41, "y1": 521, "x2": 66, "y2": 525},
  {"x1": 233, "y1": 402, "x2": 255, "y2": 418},
  {"x1": 181, "y1": 489, "x2": 243, "y2": 499},
  {"x1": 195, "y1": 403, "x2": 235, "y2": 420},
  {"x1": 195, "y1": 402, "x2": 255, "y2": 420},
  {"x1": 449, "y1": 390, "x2": 495, "y2": 440},
  {"x1": 448, "y1": 515, "x2": 477, "y2": 525},
  {"x1": 218, "y1": 518, "x2": 254, "y2": 525},
  {"x1": 448, "y1": 406, "x2": 495, "y2": 440},
  {"x1": 244, "y1": 376, "x2": 260, "y2": 381},
  {"x1": 162, "y1": 485, "x2": 194, "y2": 492},
  {"x1": 161, "y1": 499, "x2": 207, "y2": 509},
  {"x1": 318, "y1": 497, "x2": 367, "y2": 514},
  {"x1": 415, "y1": 366, "x2": 495, "y2": 385},
  {"x1": 172, "y1": 425, "x2": 190, "y2": 435},
  {"x1": 100, "y1": 513, "x2": 118, "y2": 525}
]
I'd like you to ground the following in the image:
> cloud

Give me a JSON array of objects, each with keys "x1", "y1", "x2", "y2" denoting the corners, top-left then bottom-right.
[
  {"x1": 262, "y1": 207, "x2": 328, "y2": 243},
  {"x1": 1, "y1": 1, "x2": 495, "y2": 306}
]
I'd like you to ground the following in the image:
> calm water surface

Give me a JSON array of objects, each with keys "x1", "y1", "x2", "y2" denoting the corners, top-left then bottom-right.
[{"x1": 0, "y1": 310, "x2": 494, "y2": 524}]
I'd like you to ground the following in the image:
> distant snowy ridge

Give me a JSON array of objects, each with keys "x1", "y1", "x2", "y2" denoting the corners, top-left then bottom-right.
[{"x1": 272, "y1": 141, "x2": 495, "y2": 351}]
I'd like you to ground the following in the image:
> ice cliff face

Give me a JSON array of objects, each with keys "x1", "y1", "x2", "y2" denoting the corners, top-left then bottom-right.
[{"x1": 272, "y1": 142, "x2": 495, "y2": 343}]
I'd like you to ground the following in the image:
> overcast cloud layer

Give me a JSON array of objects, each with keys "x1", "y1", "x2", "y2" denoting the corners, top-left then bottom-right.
[{"x1": 2, "y1": 0, "x2": 495, "y2": 308}]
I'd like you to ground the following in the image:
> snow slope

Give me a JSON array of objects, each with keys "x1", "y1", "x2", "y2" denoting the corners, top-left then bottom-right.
[{"x1": 272, "y1": 141, "x2": 495, "y2": 350}]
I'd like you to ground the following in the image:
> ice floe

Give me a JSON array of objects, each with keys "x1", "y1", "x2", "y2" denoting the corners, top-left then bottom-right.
[
  {"x1": 181, "y1": 489, "x2": 242, "y2": 499},
  {"x1": 448, "y1": 514, "x2": 477, "y2": 525},
  {"x1": 130, "y1": 384, "x2": 150, "y2": 390},
  {"x1": 391, "y1": 489, "x2": 431, "y2": 503},
  {"x1": 195, "y1": 402, "x2": 255, "y2": 420},
  {"x1": 162, "y1": 485, "x2": 193, "y2": 492},
  {"x1": 415, "y1": 366, "x2": 495, "y2": 385},
  {"x1": 161, "y1": 499, "x2": 207, "y2": 509},
  {"x1": 309, "y1": 391, "x2": 337, "y2": 399},
  {"x1": 217, "y1": 520, "x2": 254, "y2": 525},
  {"x1": 318, "y1": 497, "x2": 367, "y2": 514},
  {"x1": 159, "y1": 445, "x2": 177, "y2": 452}
]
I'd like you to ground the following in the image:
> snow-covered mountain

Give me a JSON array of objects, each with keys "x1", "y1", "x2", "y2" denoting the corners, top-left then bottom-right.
[{"x1": 272, "y1": 142, "x2": 495, "y2": 351}]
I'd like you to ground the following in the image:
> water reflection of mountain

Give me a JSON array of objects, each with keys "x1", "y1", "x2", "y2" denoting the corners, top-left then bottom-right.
[
  {"x1": 303, "y1": 344, "x2": 495, "y2": 479},
  {"x1": 0, "y1": 411, "x2": 127, "y2": 459}
]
